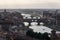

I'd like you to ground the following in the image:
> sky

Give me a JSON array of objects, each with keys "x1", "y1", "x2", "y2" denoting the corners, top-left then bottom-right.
[{"x1": 0, "y1": 0, "x2": 60, "y2": 9}]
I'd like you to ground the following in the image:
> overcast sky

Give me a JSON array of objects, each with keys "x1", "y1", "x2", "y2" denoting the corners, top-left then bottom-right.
[{"x1": 0, "y1": 0, "x2": 60, "y2": 9}]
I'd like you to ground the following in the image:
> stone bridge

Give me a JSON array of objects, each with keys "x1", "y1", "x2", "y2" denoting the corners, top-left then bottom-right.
[{"x1": 23, "y1": 18, "x2": 47, "y2": 26}]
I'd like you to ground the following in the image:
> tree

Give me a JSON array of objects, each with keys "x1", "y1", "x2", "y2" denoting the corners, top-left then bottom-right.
[
  {"x1": 26, "y1": 30, "x2": 51, "y2": 40},
  {"x1": 33, "y1": 32, "x2": 38, "y2": 38},
  {"x1": 38, "y1": 32, "x2": 43, "y2": 39},
  {"x1": 42, "y1": 32, "x2": 50, "y2": 40},
  {"x1": 26, "y1": 29, "x2": 33, "y2": 36}
]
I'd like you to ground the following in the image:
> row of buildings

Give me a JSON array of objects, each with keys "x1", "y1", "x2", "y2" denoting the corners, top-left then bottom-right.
[
  {"x1": 0, "y1": 9, "x2": 28, "y2": 36},
  {"x1": 43, "y1": 10, "x2": 60, "y2": 27}
]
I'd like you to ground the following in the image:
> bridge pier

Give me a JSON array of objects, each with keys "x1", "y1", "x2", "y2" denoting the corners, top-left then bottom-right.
[
  {"x1": 38, "y1": 22, "x2": 40, "y2": 25},
  {"x1": 29, "y1": 22, "x2": 31, "y2": 26}
]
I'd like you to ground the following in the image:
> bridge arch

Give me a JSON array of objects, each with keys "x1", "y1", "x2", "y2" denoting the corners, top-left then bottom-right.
[
  {"x1": 23, "y1": 22, "x2": 29, "y2": 27},
  {"x1": 31, "y1": 22, "x2": 38, "y2": 26}
]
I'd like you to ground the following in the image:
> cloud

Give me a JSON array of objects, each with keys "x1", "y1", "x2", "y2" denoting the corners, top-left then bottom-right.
[{"x1": 0, "y1": 0, "x2": 60, "y2": 9}]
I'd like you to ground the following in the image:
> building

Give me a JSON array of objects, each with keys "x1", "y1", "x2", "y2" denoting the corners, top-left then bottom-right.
[
  {"x1": 50, "y1": 29, "x2": 60, "y2": 40},
  {"x1": 0, "y1": 9, "x2": 28, "y2": 37},
  {"x1": 56, "y1": 14, "x2": 60, "y2": 26},
  {"x1": 43, "y1": 11, "x2": 52, "y2": 17}
]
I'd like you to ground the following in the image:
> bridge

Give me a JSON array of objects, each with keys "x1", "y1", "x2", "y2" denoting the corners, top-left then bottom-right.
[{"x1": 23, "y1": 17, "x2": 48, "y2": 26}]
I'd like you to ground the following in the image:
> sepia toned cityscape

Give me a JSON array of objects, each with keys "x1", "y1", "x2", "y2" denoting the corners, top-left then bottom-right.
[{"x1": 0, "y1": 9, "x2": 60, "y2": 40}]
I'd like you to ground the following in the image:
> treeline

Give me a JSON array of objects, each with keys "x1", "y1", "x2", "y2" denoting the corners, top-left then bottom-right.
[{"x1": 26, "y1": 29, "x2": 50, "y2": 40}]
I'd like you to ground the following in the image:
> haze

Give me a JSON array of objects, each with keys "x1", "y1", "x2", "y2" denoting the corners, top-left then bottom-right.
[{"x1": 0, "y1": 0, "x2": 60, "y2": 9}]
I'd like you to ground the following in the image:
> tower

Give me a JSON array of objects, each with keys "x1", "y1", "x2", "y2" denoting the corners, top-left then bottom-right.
[{"x1": 50, "y1": 29, "x2": 57, "y2": 40}]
